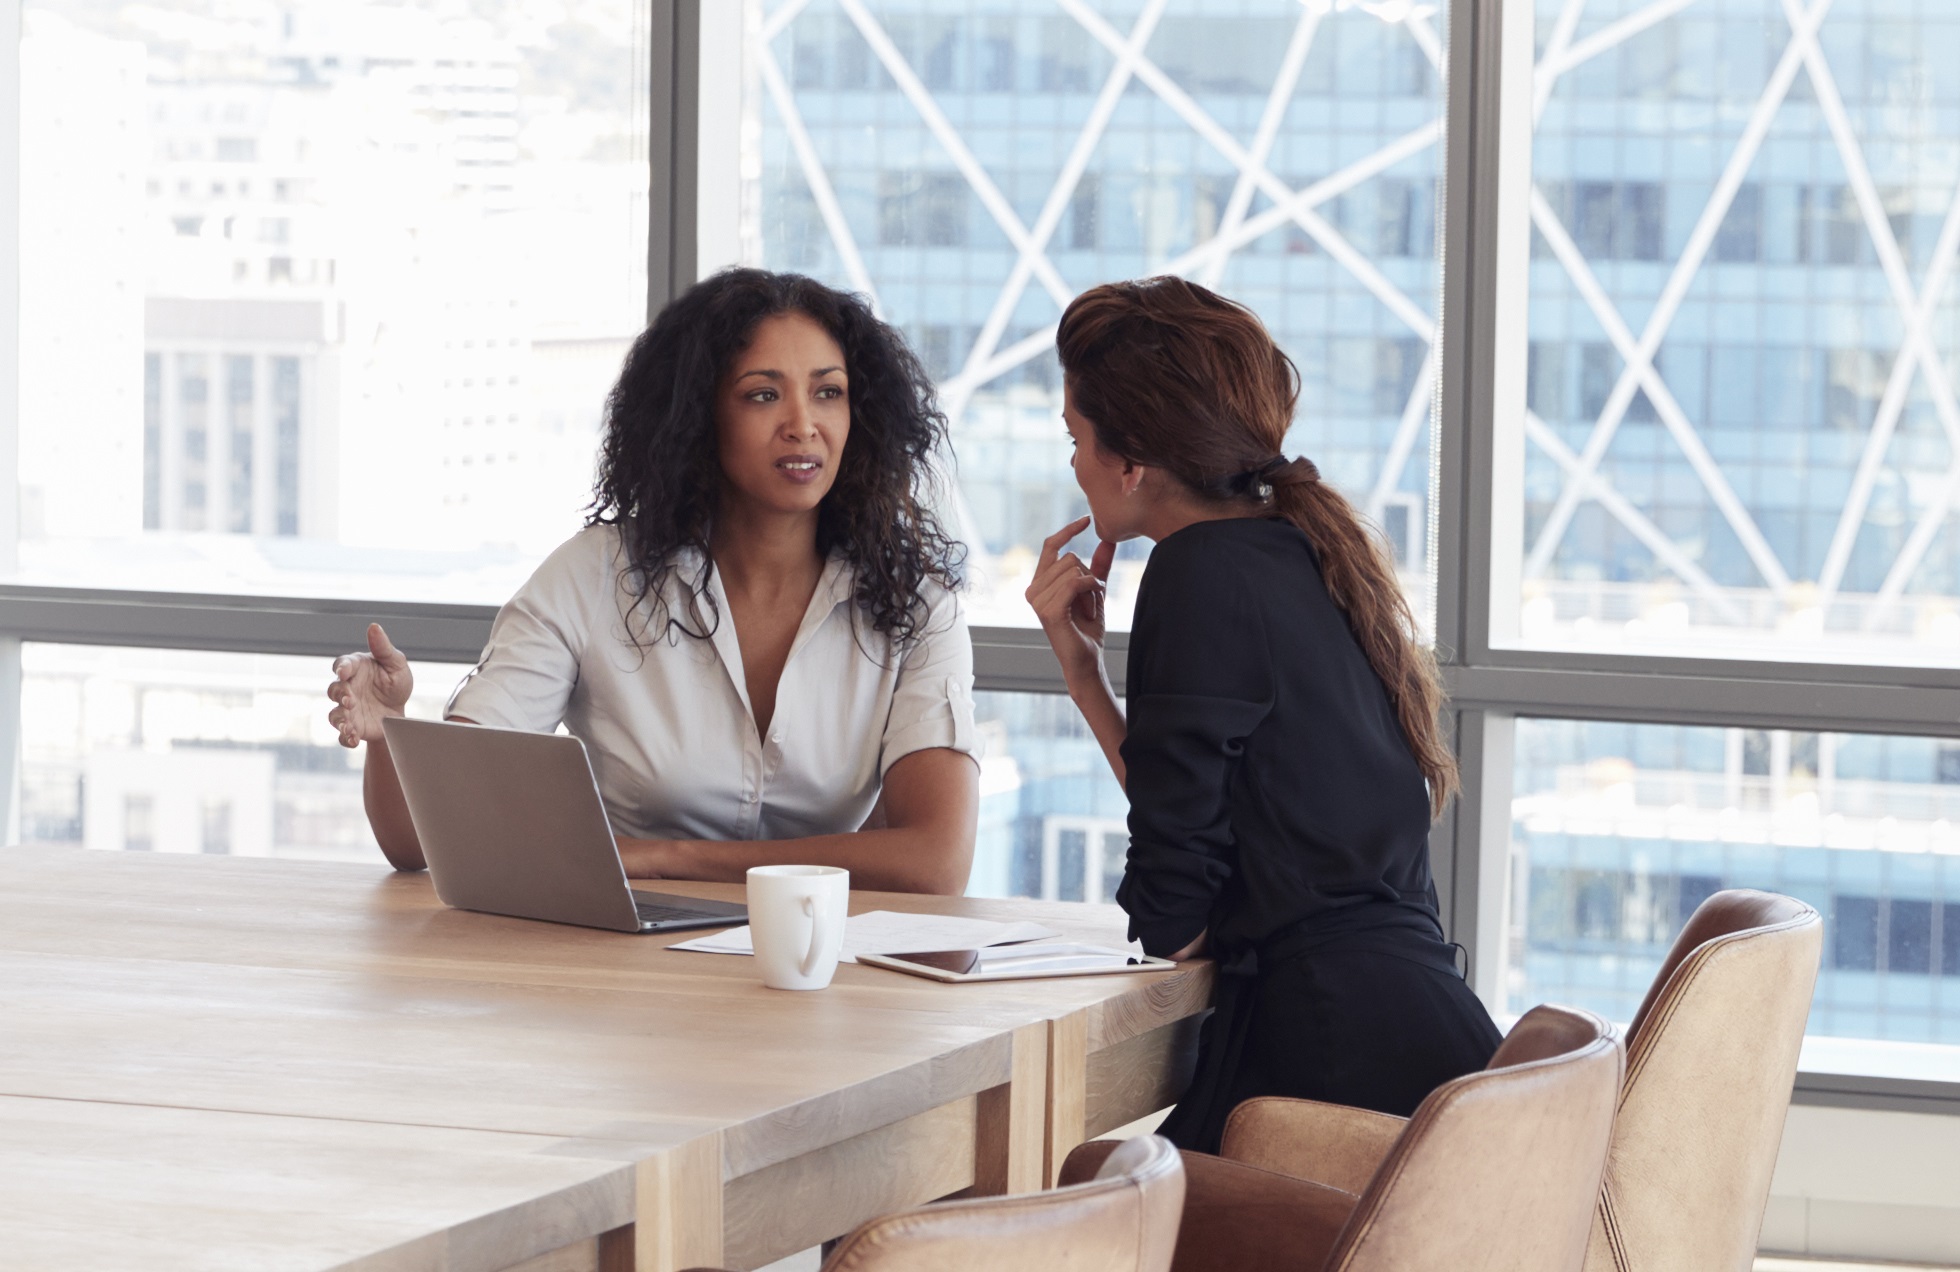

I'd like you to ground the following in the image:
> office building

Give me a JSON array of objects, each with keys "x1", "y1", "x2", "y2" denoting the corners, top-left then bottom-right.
[
  {"x1": 752, "y1": 0, "x2": 1960, "y2": 1048},
  {"x1": 8, "y1": 1, "x2": 1960, "y2": 1263}
]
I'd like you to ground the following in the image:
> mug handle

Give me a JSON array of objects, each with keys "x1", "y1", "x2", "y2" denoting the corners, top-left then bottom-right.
[{"x1": 798, "y1": 894, "x2": 837, "y2": 978}]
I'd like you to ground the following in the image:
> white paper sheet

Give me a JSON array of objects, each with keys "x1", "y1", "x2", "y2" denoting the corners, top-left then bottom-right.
[{"x1": 668, "y1": 909, "x2": 1060, "y2": 964}]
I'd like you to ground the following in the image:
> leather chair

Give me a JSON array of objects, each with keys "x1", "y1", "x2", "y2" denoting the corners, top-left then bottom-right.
[
  {"x1": 688, "y1": 1134, "x2": 1184, "y2": 1272},
  {"x1": 1582, "y1": 888, "x2": 1822, "y2": 1271},
  {"x1": 1063, "y1": 1004, "x2": 1623, "y2": 1272}
]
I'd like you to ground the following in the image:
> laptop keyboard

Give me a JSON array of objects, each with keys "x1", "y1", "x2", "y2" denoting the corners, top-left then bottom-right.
[{"x1": 635, "y1": 900, "x2": 719, "y2": 923}]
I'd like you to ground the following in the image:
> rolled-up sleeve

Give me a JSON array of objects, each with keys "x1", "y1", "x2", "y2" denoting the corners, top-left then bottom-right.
[
  {"x1": 444, "y1": 531, "x2": 599, "y2": 732},
  {"x1": 878, "y1": 583, "x2": 979, "y2": 777},
  {"x1": 1116, "y1": 545, "x2": 1274, "y2": 956}
]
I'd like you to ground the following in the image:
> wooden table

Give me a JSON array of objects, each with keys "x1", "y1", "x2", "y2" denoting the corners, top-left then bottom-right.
[
  {"x1": 0, "y1": 848, "x2": 1211, "y2": 1272},
  {"x1": 0, "y1": 1095, "x2": 637, "y2": 1272}
]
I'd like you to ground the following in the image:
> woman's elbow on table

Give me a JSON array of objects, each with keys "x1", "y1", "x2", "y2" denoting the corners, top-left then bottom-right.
[
  {"x1": 882, "y1": 805, "x2": 976, "y2": 896},
  {"x1": 909, "y1": 835, "x2": 976, "y2": 897},
  {"x1": 1168, "y1": 930, "x2": 1209, "y2": 962},
  {"x1": 881, "y1": 747, "x2": 981, "y2": 895},
  {"x1": 375, "y1": 836, "x2": 428, "y2": 874}
]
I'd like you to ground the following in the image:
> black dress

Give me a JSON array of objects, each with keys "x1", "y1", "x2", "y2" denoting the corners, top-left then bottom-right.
[{"x1": 1117, "y1": 517, "x2": 1501, "y2": 1154}]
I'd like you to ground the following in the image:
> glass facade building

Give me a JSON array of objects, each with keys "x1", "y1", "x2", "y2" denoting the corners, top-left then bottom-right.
[
  {"x1": 12, "y1": 4, "x2": 1960, "y2": 1259},
  {"x1": 747, "y1": 0, "x2": 1960, "y2": 1047},
  {"x1": 750, "y1": 0, "x2": 1448, "y2": 905},
  {"x1": 1507, "y1": 0, "x2": 1960, "y2": 1044},
  {"x1": 12, "y1": 0, "x2": 1960, "y2": 1058}
]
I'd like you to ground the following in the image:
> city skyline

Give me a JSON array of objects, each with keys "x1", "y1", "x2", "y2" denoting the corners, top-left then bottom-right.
[
  {"x1": 20, "y1": 0, "x2": 649, "y2": 602},
  {"x1": 746, "y1": 0, "x2": 1960, "y2": 1045},
  {"x1": 13, "y1": 0, "x2": 1960, "y2": 1051}
]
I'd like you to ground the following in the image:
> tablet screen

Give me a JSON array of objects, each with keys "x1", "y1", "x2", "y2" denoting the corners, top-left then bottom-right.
[{"x1": 884, "y1": 943, "x2": 1149, "y2": 976}]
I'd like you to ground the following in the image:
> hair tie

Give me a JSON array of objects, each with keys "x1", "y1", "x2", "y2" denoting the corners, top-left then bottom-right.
[{"x1": 1242, "y1": 455, "x2": 1320, "y2": 501}]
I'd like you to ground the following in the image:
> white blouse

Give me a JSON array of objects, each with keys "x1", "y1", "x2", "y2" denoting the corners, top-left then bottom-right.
[{"x1": 445, "y1": 525, "x2": 978, "y2": 842}]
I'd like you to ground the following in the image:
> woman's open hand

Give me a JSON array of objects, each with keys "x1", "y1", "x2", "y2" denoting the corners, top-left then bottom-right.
[
  {"x1": 327, "y1": 623, "x2": 415, "y2": 747},
  {"x1": 1026, "y1": 516, "x2": 1115, "y2": 688}
]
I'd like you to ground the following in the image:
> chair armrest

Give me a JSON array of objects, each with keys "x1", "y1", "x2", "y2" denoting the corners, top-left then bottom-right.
[
  {"x1": 1172, "y1": 1150, "x2": 1357, "y2": 1272},
  {"x1": 1219, "y1": 1097, "x2": 1407, "y2": 1195},
  {"x1": 1058, "y1": 1138, "x2": 1126, "y2": 1186},
  {"x1": 1057, "y1": 1140, "x2": 1359, "y2": 1272}
]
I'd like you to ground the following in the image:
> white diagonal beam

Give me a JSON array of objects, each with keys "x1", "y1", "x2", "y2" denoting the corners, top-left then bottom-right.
[
  {"x1": 1199, "y1": 122, "x2": 1442, "y2": 275},
  {"x1": 1792, "y1": 0, "x2": 1960, "y2": 449},
  {"x1": 1198, "y1": 6, "x2": 1322, "y2": 289},
  {"x1": 1525, "y1": 412, "x2": 1746, "y2": 622},
  {"x1": 1292, "y1": 207, "x2": 1437, "y2": 340},
  {"x1": 1817, "y1": 176, "x2": 1960, "y2": 598},
  {"x1": 836, "y1": 0, "x2": 1074, "y2": 309},
  {"x1": 947, "y1": 0, "x2": 1169, "y2": 425},
  {"x1": 949, "y1": 124, "x2": 1443, "y2": 396},
  {"x1": 1547, "y1": 0, "x2": 1701, "y2": 80},
  {"x1": 1788, "y1": 0, "x2": 1960, "y2": 624},
  {"x1": 1368, "y1": 346, "x2": 1437, "y2": 525},
  {"x1": 1523, "y1": 0, "x2": 1833, "y2": 585},
  {"x1": 1404, "y1": 5, "x2": 1446, "y2": 77},
  {"x1": 1529, "y1": 187, "x2": 1791, "y2": 589},
  {"x1": 1869, "y1": 466, "x2": 1960, "y2": 619},
  {"x1": 1866, "y1": 466, "x2": 1960, "y2": 628},
  {"x1": 757, "y1": 44, "x2": 880, "y2": 311},
  {"x1": 761, "y1": 0, "x2": 813, "y2": 43},
  {"x1": 1062, "y1": 0, "x2": 1436, "y2": 339},
  {"x1": 942, "y1": 120, "x2": 1444, "y2": 403},
  {"x1": 957, "y1": 327, "x2": 1059, "y2": 399},
  {"x1": 1533, "y1": 0, "x2": 1590, "y2": 122}
]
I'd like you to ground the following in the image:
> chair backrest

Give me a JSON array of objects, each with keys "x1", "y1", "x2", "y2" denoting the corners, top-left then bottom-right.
[
  {"x1": 1325, "y1": 1004, "x2": 1623, "y2": 1272},
  {"x1": 1585, "y1": 889, "x2": 1823, "y2": 1272},
  {"x1": 821, "y1": 1134, "x2": 1185, "y2": 1272}
]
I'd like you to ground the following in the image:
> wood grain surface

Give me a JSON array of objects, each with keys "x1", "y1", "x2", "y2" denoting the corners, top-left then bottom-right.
[
  {"x1": 0, "y1": 848, "x2": 1211, "y2": 1272},
  {"x1": 0, "y1": 1094, "x2": 633, "y2": 1272}
]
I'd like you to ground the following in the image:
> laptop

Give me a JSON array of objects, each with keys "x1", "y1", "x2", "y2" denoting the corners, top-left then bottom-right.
[{"x1": 381, "y1": 716, "x2": 748, "y2": 934}]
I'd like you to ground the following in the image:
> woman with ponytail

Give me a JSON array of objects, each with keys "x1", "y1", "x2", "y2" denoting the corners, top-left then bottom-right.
[{"x1": 1026, "y1": 276, "x2": 1499, "y2": 1152}]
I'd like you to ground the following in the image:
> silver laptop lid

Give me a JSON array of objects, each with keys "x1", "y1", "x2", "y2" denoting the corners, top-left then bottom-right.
[{"x1": 381, "y1": 716, "x2": 642, "y2": 932}]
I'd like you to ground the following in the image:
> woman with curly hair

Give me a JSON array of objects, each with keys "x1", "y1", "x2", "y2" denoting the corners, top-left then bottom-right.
[
  {"x1": 326, "y1": 269, "x2": 979, "y2": 894},
  {"x1": 1027, "y1": 277, "x2": 1498, "y2": 1151}
]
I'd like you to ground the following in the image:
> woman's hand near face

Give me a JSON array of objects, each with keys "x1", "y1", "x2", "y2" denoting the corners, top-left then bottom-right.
[
  {"x1": 1027, "y1": 516, "x2": 1115, "y2": 688},
  {"x1": 1027, "y1": 516, "x2": 1130, "y2": 790},
  {"x1": 327, "y1": 623, "x2": 415, "y2": 747}
]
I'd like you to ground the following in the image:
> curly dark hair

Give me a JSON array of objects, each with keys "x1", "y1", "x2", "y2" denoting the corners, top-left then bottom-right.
[{"x1": 587, "y1": 267, "x2": 964, "y2": 648}]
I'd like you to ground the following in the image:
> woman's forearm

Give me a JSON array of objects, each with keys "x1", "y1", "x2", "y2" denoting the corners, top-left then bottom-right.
[
  {"x1": 1069, "y1": 668, "x2": 1128, "y2": 790},
  {"x1": 621, "y1": 826, "x2": 973, "y2": 896},
  {"x1": 362, "y1": 735, "x2": 427, "y2": 872}
]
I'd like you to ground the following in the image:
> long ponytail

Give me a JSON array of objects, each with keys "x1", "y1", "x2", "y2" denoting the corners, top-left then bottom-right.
[
  {"x1": 1273, "y1": 476, "x2": 1457, "y2": 816},
  {"x1": 1056, "y1": 277, "x2": 1458, "y2": 818}
]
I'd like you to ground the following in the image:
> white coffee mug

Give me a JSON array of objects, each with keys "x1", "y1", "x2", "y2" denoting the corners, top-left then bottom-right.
[{"x1": 746, "y1": 865, "x2": 849, "y2": 991}]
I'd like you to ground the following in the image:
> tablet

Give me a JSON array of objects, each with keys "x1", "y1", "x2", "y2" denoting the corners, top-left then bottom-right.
[{"x1": 858, "y1": 942, "x2": 1177, "y2": 983}]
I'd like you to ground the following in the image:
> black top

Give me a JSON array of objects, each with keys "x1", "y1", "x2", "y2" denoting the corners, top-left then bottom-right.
[{"x1": 1115, "y1": 516, "x2": 1439, "y2": 958}]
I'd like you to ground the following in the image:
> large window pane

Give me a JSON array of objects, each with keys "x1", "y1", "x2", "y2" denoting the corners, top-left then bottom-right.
[
  {"x1": 746, "y1": 0, "x2": 1446, "y2": 629},
  {"x1": 14, "y1": 660, "x2": 1127, "y2": 900},
  {"x1": 18, "y1": 2, "x2": 651, "y2": 602},
  {"x1": 1513, "y1": 3, "x2": 1960, "y2": 665},
  {"x1": 970, "y1": 690, "x2": 1128, "y2": 901},
  {"x1": 17, "y1": 644, "x2": 472, "y2": 863},
  {"x1": 1508, "y1": 718, "x2": 1960, "y2": 1064}
]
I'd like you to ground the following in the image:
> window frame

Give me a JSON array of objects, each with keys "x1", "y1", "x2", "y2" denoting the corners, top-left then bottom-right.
[{"x1": 3, "y1": 0, "x2": 1958, "y2": 1111}]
